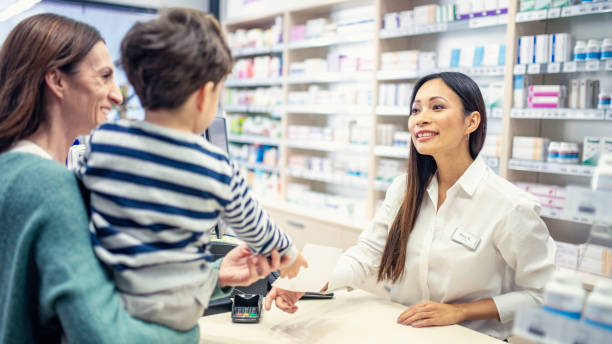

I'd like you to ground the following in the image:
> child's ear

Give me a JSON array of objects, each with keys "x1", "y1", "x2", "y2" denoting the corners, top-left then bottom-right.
[
  {"x1": 196, "y1": 81, "x2": 216, "y2": 111},
  {"x1": 44, "y1": 68, "x2": 66, "y2": 99}
]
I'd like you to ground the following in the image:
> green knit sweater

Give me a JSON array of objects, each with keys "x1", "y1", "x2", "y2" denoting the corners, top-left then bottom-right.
[{"x1": 0, "y1": 153, "x2": 211, "y2": 343}]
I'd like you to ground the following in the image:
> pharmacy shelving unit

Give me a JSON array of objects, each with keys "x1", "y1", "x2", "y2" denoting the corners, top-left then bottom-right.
[
  {"x1": 221, "y1": 0, "x2": 612, "y2": 256},
  {"x1": 223, "y1": 13, "x2": 285, "y2": 203},
  {"x1": 506, "y1": 1, "x2": 612, "y2": 249}
]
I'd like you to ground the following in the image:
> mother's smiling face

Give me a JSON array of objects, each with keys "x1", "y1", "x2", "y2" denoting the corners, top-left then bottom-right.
[{"x1": 60, "y1": 41, "x2": 123, "y2": 135}]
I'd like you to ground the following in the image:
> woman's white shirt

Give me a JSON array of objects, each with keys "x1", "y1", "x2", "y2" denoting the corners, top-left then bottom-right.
[
  {"x1": 8, "y1": 140, "x2": 52, "y2": 159},
  {"x1": 328, "y1": 156, "x2": 556, "y2": 340}
]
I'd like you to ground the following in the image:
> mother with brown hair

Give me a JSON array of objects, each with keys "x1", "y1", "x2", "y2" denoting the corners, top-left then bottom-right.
[
  {"x1": 266, "y1": 72, "x2": 556, "y2": 341},
  {"x1": 0, "y1": 13, "x2": 281, "y2": 343}
]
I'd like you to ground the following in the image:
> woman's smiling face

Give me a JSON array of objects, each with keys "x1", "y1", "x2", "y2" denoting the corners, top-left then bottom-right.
[{"x1": 408, "y1": 78, "x2": 476, "y2": 159}]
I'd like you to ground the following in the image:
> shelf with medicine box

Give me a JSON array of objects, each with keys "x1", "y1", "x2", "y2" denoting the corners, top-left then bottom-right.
[
  {"x1": 286, "y1": 32, "x2": 375, "y2": 50},
  {"x1": 286, "y1": 140, "x2": 370, "y2": 153},
  {"x1": 285, "y1": 72, "x2": 373, "y2": 84},
  {"x1": 373, "y1": 145, "x2": 409, "y2": 159},
  {"x1": 513, "y1": 61, "x2": 612, "y2": 75},
  {"x1": 228, "y1": 134, "x2": 281, "y2": 146},
  {"x1": 377, "y1": 66, "x2": 506, "y2": 81},
  {"x1": 235, "y1": 161, "x2": 280, "y2": 173},
  {"x1": 285, "y1": 167, "x2": 369, "y2": 188},
  {"x1": 375, "y1": 106, "x2": 411, "y2": 116},
  {"x1": 380, "y1": 15, "x2": 508, "y2": 40},
  {"x1": 508, "y1": 158, "x2": 595, "y2": 177},
  {"x1": 379, "y1": 0, "x2": 509, "y2": 40},
  {"x1": 225, "y1": 78, "x2": 283, "y2": 87},
  {"x1": 515, "y1": 1, "x2": 612, "y2": 23},
  {"x1": 508, "y1": 0, "x2": 612, "y2": 272},
  {"x1": 539, "y1": 206, "x2": 593, "y2": 225},
  {"x1": 231, "y1": 45, "x2": 284, "y2": 58},
  {"x1": 223, "y1": 105, "x2": 284, "y2": 116},
  {"x1": 284, "y1": 104, "x2": 371, "y2": 116},
  {"x1": 511, "y1": 108, "x2": 609, "y2": 120}
]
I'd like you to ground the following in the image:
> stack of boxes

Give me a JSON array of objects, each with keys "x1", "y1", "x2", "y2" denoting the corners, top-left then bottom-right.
[
  {"x1": 517, "y1": 33, "x2": 572, "y2": 65},
  {"x1": 519, "y1": 0, "x2": 589, "y2": 12},
  {"x1": 583, "y1": 137, "x2": 612, "y2": 165},
  {"x1": 512, "y1": 136, "x2": 549, "y2": 161},
  {"x1": 380, "y1": 50, "x2": 436, "y2": 72},
  {"x1": 378, "y1": 83, "x2": 413, "y2": 107},
  {"x1": 382, "y1": 0, "x2": 510, "y2": 31},
  {"x1": 528, "y1": 85, "x2": 567, "y2": 108},
  {"x1": 515, "y1": 182, "x2": 567, "y2": 217}
]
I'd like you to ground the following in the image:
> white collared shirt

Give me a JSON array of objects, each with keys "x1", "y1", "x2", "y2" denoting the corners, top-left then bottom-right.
[
  {"x1": 328, "y1": 157, "x2": 556, "y2": 340},
  {"x1": 8, "y1": 140, "x2": 53, "y2": 160}
]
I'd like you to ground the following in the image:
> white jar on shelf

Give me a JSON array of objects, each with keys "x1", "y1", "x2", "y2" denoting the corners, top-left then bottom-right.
[
  {"x1": 586, "y1": 39, "x2": 602, "y2": 61},
  {"x1": 548, "y1": 141, "x2": 561, "y2": 162},
  {"x1": 559, "y1": 142, "x2": 580, "y2": 164},
  {"x1": 598, "y1": 91, "x2": 612, "y2": 109},
  {"x1": 602, "y1": 38, "x2": 612, "y2": 60},
  {"x1": 583, "y1": 280, "x2": 612, "y2": 329},
  {"x1": 574, "y1": 40, "x2": 587, "y2": 61},
  {"x1": 543, "y1": 270, "x2": 586, "y2": 319}
]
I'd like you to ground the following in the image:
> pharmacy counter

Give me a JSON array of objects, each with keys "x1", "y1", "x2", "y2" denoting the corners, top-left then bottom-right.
[{"x1": 198, "y1": 290, "x2": 504, "y2": 344}]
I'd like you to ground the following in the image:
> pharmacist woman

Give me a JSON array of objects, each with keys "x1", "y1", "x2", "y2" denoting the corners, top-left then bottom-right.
[{"x1": 266, "y1": 72, "x2": 556, "y2": 340}]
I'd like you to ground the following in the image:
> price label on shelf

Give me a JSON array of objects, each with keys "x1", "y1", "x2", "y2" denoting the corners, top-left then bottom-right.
[
  {"x1": 585, "y1": 60, "x2": 600, "y2": 71},
  {"x1": 547, "y1": 8, "x2": 561, "y2": 18},
  {"x1": 527, "y1": 64, "x2": 541, "y2": 74},
  {"x1": 605, "y1": 60, "x2": 612, "y2": 71},
  {"x1": 514, "y1": 64, "x2": 527, "y2": 74},
  {"x1": 534, "y1": 10, "x2": 548, "y2": 20},
  {"x1": 515, "y1": 12, "x2": 529, "y2": 22},
  {"x1": 547, "y1": 63, "x2": 561, "y2": 73},
  {"x1": 562, "y1": 6, "x2": 576, "y2": 17},
  {"x1": 563, "y1": 61, "x2": 577, "y2": 73}
]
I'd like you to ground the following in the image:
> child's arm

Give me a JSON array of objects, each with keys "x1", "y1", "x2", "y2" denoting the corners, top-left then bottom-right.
[
  {"x1": 279, "y1": 251, "x2": 308, "y2": 278},
  {"x1": 221, "y1": 161, "x2": 302, "y2": 267}
]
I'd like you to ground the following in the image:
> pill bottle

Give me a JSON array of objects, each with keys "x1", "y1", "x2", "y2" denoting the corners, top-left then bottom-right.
[
  {"x1": 583, "y1": 280, "x2": 612, "y2": 331},
  {"x1": 598, "y1": 91, "x2": 611, "y2": 109},
  {"x1": 586, "y1": 39, "x2": 602, "y2": 61},
  {"x1": 602, "y1": 38, "x2": 612, "y2": 60},
  {"x1": 542, "y1": 270, "x2": 585, "y2": 319},
  {"x1": 574, "y1": 40, "x2": 587, "y2": 61},
  {"x1": 548, "y1": 141, "x2": 561, "y2": 162}
]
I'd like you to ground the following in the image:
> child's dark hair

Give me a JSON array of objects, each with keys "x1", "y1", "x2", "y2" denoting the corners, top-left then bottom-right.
[{"x1": 120, "y1": 8, "x2": 233, "y2": 110}]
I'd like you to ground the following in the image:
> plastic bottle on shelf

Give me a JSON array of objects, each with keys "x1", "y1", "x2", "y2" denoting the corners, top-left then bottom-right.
[
  {"x1": 542, "y1": 269, "x2": 586, "y2": 319},
  {"x1": 586, "y1": 39, "x2": 602, "y2": 61},
  {"x1": 569, "y1": 143, "x2": 580, "y2": 164},
  {"x1": 574, "y1": 40, "x2": 587, "y2": 61},
  {"x1": 602, "y1": 38, "x2": 612, "y2": 60},
  {"x1": 548, "y1": 141, "x2": 561, "y2": 162},
  {"x1": 592, "y1": 154, "x2": 612, "y2": 191},
  {"x1": 598, "y1": 91, "x2": 612, "y2": 109},
  {"x1": 583, "y1": 280, "x2": 612, "y2": 330}
]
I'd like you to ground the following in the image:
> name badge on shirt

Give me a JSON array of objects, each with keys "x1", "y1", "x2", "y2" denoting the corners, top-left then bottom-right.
[{"x1": 451, "y1": 227, "x2": 481, "y2": 251}]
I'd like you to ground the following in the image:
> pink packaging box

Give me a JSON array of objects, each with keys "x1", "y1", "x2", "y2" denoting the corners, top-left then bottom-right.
[{"x1": 290, "y1": 25, "x2": 306, "y2": 41}]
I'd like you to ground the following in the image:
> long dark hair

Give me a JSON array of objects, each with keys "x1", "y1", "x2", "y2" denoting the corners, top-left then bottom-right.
[
  {"x1": 0, "y1": 13, "x2": 103, "y2": 153},
  {"x1": 377, "y1": 72, "x2": 487, "y2": 283}
]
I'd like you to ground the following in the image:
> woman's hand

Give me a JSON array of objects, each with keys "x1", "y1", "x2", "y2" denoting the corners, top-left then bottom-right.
[
  {"x1": 264, "y1": 287, "x2": 305, "y2": 313},
  {"x1": 218, "y1": 244, "x2": 288, "y2": 287},
  {"x1": 396, "y1": 301, "x2": 466, "y2": 327}
]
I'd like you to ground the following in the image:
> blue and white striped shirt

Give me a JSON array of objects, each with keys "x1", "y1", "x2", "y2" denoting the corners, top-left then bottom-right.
[{"x1": 75, "y1": 119, "x2": 296, "y2": 295}]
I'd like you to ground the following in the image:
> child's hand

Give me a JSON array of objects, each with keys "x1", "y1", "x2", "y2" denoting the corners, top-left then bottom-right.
[{"x1": 279, "y1": 252, "x2": 308, "y2": 279}]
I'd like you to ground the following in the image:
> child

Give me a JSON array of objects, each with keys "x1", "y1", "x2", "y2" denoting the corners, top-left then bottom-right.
[{"x1": 75, "y1": 8, "x2": 307, "y2": 330}]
